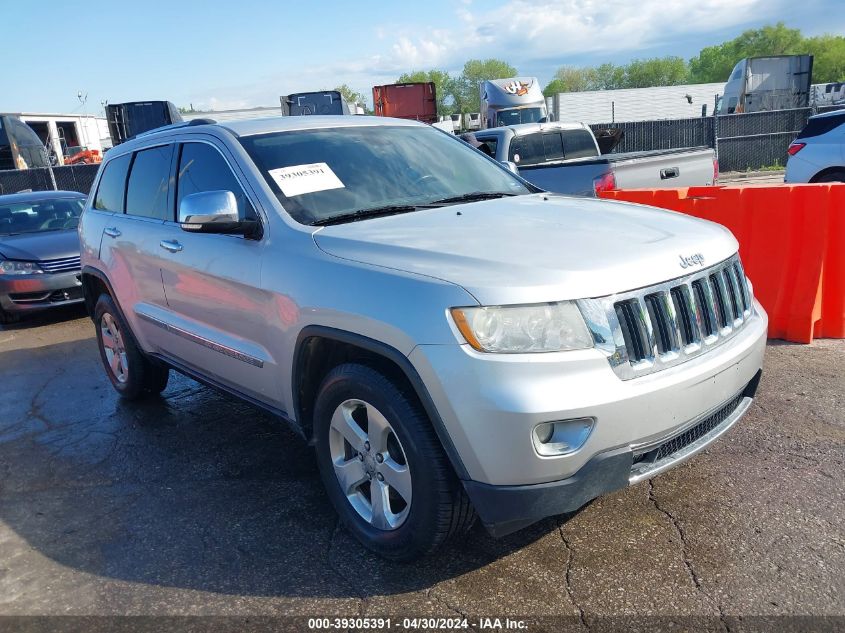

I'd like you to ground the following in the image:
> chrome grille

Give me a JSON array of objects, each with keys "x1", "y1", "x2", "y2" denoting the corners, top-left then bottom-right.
[
  {"x1": 38, "y1": 256, "x2": 81, "y2": 273},
  {"x1": 578, "y1": 254, "x2": 754, "y2": 380}
]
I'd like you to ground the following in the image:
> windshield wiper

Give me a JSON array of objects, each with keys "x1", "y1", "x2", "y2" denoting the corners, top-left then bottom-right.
[
  {"x1": 311, "y1": 192, "x2": 520, "y2": 226},
  {"x1": 311, "y1": 204, "x2": 423, "y2": 227},
  {"x1": 429, "y1": 191, "x2": 519, "y2": 205}
]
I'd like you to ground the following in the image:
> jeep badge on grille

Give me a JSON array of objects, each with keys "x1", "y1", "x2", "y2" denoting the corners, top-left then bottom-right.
[{"x1": 679, "y1": 253, "x2": 705, "y2": 269}]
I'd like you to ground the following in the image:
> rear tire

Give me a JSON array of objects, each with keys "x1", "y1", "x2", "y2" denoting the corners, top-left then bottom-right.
[
  {"x1": 812, "y1": 169, "x2": 845, "y2": 183},
  {"x1": 94, "y1": 294, "x2": 169, "y2": 400},
  {"x1": 313, "y1": 363, "x2": 475, "y2": 561}
]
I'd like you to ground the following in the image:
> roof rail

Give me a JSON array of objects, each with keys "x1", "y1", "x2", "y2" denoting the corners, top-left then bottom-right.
[{"x1": 131, "y1": 118, "x2": 218, "y2": 140}]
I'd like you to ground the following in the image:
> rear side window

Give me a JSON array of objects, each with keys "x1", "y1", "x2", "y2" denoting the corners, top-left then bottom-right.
[
  {"x1": 509, "y1": 134, "x2": 545, "y2": 166},
  {"x1": 542, "y1": 133, "x2": 564, "y2": 161},
  {"x1": 797, "y1": 114, "x2": 845, "y2": 140},
  {"x1": 176, "y1": 143, "x2": 257, "y2": 221},
  {"x1": 510, "y1": 130, "x2": 596, "y2": 165},
  {"x1": 562, "y1": 129, "x2": 599, "y2": 159},
  {"x1": 93, "y1": 153, "x2": 132, "y2": 212},
  {"x1": 125, "y1": 145, "x2": 173, "y2": 220}
]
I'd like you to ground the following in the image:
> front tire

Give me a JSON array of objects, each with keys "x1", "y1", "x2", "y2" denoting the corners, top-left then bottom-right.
[
  {"x1": 94, "y1": 294, "x2": 169, "y2": 400},
  {"x1": 313, "y1": 363, "x2": 475, "y2": 561}
]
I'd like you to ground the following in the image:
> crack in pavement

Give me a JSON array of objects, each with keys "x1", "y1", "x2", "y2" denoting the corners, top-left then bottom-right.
[
  {"x1": 0, "y1": 367, "x2": 68, "y2": 441},
  {"x1": 426, "y1": 587, "x2": 479, "y2": 632},
  {"x1": 557, "y1": 521, "x2": 589, "y2": 630},
  {"x1": 648, "y1": 479, "x2": 731, "y2": 633}
]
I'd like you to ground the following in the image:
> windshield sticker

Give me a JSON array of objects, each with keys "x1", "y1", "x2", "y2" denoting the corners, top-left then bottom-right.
[{"x1": 268, "y1": 163, "x2": 345, "y2": 197}]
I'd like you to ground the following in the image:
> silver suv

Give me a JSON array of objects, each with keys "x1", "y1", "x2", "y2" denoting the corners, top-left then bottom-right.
[{"x1": 79, "y1": 116, "x2": 768, "y2": 560}]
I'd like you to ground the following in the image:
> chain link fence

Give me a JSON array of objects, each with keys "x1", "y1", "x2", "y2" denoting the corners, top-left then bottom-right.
[
  {"x1": 2, "y1": 108, "x2": 844, "y2": 189},
  {"x1": 713, "y1": 108, "x2": 811, "y2": 172},
  {"x1": 0, "y1": 164, "x2": 99, "y2": 196},
  {"x1": 590, "y1": 117, "x2": 714, "y2": 155},
  {"x1": 590, "y1": 105, "x2": 844, "y2": 173}
]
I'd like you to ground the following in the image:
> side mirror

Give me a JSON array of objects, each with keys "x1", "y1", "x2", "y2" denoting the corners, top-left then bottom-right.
[
  {"x1": 501, "y1": 160, "x2": 520, "y2": 175},
  {"x1": 178, "y1": 190, "x2": 258, "y2": 237}
]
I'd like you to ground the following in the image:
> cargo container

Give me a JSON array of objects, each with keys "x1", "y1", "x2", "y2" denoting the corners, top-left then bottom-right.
[
  {"x1": 372, "y1": 82, "x2": 437, "y2": 124},
  {"x1": 281, "y1": 91, "x2": 351, "y2": 116},
  {"x1": 106, "y1": 101, "x2": 183, "y2": 145}
]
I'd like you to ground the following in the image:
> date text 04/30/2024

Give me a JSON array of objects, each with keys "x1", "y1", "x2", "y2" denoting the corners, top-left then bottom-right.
[{"x1": 307, "y1": 617, "x2": 528, "y2": 630}]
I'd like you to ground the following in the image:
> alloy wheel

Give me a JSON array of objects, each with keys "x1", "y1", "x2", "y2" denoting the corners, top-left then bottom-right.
[
  {"x1": 328, "y1": 398, "x2": 412, "y2": 530},
  {"x1": 100, "y1": 312, "x2": 129, "y2": 384}
]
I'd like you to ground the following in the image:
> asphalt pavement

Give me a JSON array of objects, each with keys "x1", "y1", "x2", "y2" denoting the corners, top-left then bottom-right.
[{"x1": 0, "y1": 306, "x2": 842, "y2": 631}]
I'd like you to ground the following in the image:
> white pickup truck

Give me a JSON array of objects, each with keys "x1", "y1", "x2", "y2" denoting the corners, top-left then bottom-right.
[{"x1": 465, "y1": 122, "x2": 718, "y2": 197}]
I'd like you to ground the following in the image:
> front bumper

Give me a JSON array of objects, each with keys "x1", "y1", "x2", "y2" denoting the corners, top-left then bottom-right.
[
  {"x1": 409, "y1": 300, "x2": 767, "y2": 535},
  {"x1": 465, "y1": 373, "x2": 760, "y2": 536},
  {"x1": 0, "y1": 270, "x2": 84, "y2": 314}
]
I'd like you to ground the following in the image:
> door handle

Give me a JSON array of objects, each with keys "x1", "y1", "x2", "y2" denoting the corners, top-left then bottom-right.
[
  {"x1": 660, "y1": 167, "x2": 680, "y2": 180},
  {"x1": 104, "y1": 227, "x2": 121, "y2": 238},
  {"x1": 159, "y1": 240, "x2": 183, "y2": 253}
]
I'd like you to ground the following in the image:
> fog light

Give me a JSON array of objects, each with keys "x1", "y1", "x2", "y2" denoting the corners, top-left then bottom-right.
[{"x1": 532, "y1": 418, "x2": 594, "y2": 456}]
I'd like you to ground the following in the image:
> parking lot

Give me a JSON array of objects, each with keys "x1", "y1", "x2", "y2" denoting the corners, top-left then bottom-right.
[{"x1": 0, "y1": 307, "x2": 843, "y2": 628}]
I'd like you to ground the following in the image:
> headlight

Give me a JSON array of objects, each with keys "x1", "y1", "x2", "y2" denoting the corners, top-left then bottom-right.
[
  {"x1": 450, "y1": 301, "x2": 593, "y2": 353},
  {"x1": 0, "y1": 260, "x2": 44, "y2": 275}
]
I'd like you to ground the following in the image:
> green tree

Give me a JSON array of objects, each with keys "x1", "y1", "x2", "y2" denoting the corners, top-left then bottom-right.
[
  {"x1": 542, "y1": 78, "x2": 568, "y2": 97},
  {"x1": 688, "y1": 22, "x2": 804, "y2": 83},
  {"x1": 544, "y1": 59, "x2": 681, "y2": 95},
  {"x1": 545, "y1": 67, "x2": 593, "y2": 94},
  {"x1": 804, "y1": 34, "x2": 845, "y2": 83},
  {"x1": 623, "y1": 57, "x2": 688, "y2": 88},
  {"x1": 335, "y1": 84, "x2": 371, "y2": 113},
  {"x1": 454, "y1": 58, "x2": 518, "y2": 113},
  {"x1": 396, "y1": 69, "x2": 456, "y2": 116},
  {"x1": 591, "y1": 63, "x2": 625, "y2": 90}
]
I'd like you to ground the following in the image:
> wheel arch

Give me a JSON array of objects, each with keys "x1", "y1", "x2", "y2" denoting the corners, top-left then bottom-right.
[
  {"x1": 809, "y1": 166, "x2": 845, "y2": 182},
  {"x1": 81, "y1": 265, "x2": 121, "y2": 320},
  {"x1": 292, "y1": 325, "x2": 470, "y2": 480}
]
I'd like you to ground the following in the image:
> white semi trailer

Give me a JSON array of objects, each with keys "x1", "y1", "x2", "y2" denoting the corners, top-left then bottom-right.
[{"x1": 719, "y1": 55, "x2": 813, "y2": 114}]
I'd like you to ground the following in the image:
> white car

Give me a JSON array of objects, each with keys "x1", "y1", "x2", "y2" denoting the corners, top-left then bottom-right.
[{"x1": 785, "y1": 110, "x2": 845, "y2": 183}]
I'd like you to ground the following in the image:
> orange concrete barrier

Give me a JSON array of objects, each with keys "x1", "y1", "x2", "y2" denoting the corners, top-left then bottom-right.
[{"x1": 599, "y1": 183, "x2": 845, "y2": 344}]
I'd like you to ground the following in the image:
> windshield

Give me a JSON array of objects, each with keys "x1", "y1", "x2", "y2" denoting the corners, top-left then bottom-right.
[
  {"x1": 0, "y1": 198, "x2": 85, "y2": 235},
  {"x1": 496, "y1": 107, "x2": 545, "y2": 126},
  {"x1": 239, "y1": 125, "x2": 532, "y2": 225}
]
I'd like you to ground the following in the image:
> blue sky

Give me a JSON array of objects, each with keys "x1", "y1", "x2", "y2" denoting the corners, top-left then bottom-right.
[{"x1": 3, "y1": 0, "x2": 842, "y2": 115}]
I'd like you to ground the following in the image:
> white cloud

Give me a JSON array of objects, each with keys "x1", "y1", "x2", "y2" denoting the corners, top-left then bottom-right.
[
  {"x1": 413, "y1": 0, "x2": 781, "y2": 67},
  {"x1": 189, "y1": 0, "x2": 793, "y2": 109}
]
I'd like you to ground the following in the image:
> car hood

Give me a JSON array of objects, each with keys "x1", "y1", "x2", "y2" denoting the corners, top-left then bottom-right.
[
  {"x1": 313, "y1": 193, "x2": 738, "y2": 305},
  {"x1": 0, "y1": 229, "x2": 80, "y2": 262}
]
